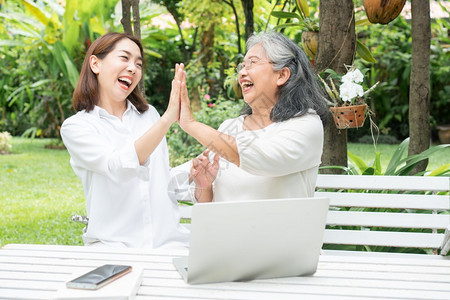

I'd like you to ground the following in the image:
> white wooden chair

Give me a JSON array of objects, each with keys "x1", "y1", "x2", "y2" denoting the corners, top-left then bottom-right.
[{"x1": 315, "y1": 175, "x2": 450, "y2": 256}]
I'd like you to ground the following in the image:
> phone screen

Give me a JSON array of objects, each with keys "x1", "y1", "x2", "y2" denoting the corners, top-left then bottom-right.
[{"x1": 66, "y1": 264, "x2": 132, "y2": 290}]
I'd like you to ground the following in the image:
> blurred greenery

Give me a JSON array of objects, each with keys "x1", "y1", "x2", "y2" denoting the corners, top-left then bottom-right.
[{"x1": 1, "y1": 0, "x2": 448, "y2": 143}]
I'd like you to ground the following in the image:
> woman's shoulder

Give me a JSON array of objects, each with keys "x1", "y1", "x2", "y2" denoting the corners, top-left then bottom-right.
[
  {"x1": 62, "y1": 110, "x2": 90, "y2": 126},
  {"x1": 285, "y1": 111, "x2": 321, "y2": 124},
  {"x1": 217, "y1": 115, "x2": 245, "y2": 132},
  {"x1": 273, "y1": 111, "x2": 323, "y2": 134},
  {"x1": 145, "y1": 104, "x2": 159, "y2": 115},
  {"x1": 138, "y1": 103, "x2": 160, "y2": 119}
]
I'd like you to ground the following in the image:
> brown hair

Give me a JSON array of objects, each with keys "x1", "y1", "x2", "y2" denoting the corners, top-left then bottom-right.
[{"x1": 72, "y1": 32, "x2": 149, "y2": 113}]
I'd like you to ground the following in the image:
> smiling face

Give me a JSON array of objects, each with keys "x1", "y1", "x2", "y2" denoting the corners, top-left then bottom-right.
[
  {"x1": 89, "y1": 38, "x2": 143, "y2": 110},
  {"x1": 238, "y1": 43, "x2": 289, "y2": 111}
]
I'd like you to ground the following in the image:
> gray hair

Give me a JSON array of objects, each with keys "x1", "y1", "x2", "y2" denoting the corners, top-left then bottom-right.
[{"x1": 241, "y1": 31, "x2": 329, "y2": 123}]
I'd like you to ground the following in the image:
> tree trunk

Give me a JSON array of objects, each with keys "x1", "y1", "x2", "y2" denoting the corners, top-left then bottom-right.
[
  {"x1": 121, "y1": 0, "x2": 144, "y2": 93},
  {"x1": 408, "y1": 0, "x2": 431, "y2": 174},
  {"x1": 241, "y1": 0, "x2": 254, "y2": 41},
  {"x1": 314, "y1": 0, "x2": 356, "y2": 173},
  {"x1": 121, "y1": 0, "x2": 133, "y2": 35},
  {"x1": 131, "y1": 0, "x2": 141, "y2": 39}
]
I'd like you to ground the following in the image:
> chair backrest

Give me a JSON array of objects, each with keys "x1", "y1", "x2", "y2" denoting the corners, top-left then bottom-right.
[{"x1": 315, "y1": 175, "x2": 450, "y2": 255}]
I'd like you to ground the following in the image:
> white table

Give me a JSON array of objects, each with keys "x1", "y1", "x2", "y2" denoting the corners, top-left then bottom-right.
[{"x1": 1, "y1": 244, "x2": 449, "y2": 299}]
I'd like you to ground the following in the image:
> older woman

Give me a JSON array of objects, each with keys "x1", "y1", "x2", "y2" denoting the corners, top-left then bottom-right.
[{"x1": 178, "y1": 31, "x2": 329, "y2": 202}]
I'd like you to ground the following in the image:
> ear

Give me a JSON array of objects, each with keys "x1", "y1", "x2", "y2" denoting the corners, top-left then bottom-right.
[
  {"x1": 89, "y1": 55, "x2": 100, "y2": 74},
  {"x1": 276, "y1": 67, "x2": 290, "y2": 86}
]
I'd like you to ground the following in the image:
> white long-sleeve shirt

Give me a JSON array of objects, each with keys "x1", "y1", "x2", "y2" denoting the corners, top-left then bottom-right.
[
  {"x1": 60, "y1": 101, "x2": 189, "y2": 248},
  {"x1": 211, "y1": 112, "x2": 323, "y2": 202}
]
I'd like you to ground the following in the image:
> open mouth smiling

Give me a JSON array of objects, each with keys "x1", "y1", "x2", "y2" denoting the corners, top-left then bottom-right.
[
  {"x1": 118, "y1": 76, "x2": 132, "y2": 89},
  {"x1": 240, "y1": 80, "x2": 254, "y2": 92}
]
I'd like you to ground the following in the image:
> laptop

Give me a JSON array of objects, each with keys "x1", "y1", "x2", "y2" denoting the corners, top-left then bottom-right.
[{"x1": 173, "y1": 197, "x2": 330, "y2": 284}]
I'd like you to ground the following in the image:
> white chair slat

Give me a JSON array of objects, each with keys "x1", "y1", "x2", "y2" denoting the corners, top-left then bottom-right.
[
  {"x1": 316, "y1": 192, "x2": 450, "y2": 210},
  {"x1": 323, "y1": 230, "x2": 445, "y2": 248},
  {"x1": 316, "y1": 175, "x2": 449, "y2": 192},
  {"x1": 326, "y1": 211, "x2": 449, "y2": 229},
  {"x1": 178, "y1": 205, "x2": 193, "y2": 219}
]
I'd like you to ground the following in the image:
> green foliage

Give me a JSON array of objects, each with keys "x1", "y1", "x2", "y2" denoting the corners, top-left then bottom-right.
[
  {"x1": 0, "y1": 0, "x2": 121, "y2": 138},
  {"x1": 1, "y1": 0, "x2": 448, "y2": 145},
  {"x1": 167, "y1": 95, "x2": 244, "y2": 166},
  {"x1": 321, "y1": 138, "x2": 450, "y2": 176},
  {"x1": 355, "y1": 15, "x2": 450, "y2": 140},
  {"x1": 140, "y1": 5, "x2": 186, "y2": 114},
  {"x1": 270, "y1": 0, "x2": 376, "y2": 63}
]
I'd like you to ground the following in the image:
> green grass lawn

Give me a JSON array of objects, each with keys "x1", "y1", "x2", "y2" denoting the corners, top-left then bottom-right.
[
  {"x1": 1, "y1": 138, "x2": 86, "y2": 246},
  {"x1": 1, "y1": 137, "x2": 449, "y2": 247}
]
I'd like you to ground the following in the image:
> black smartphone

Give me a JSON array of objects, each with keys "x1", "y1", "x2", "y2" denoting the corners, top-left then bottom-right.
[{"x1": 66, "y1": 264, "x2": 132, "y2": 290}]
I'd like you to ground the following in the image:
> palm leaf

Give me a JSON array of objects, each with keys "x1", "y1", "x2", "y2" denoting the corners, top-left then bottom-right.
[
  {"x1": 394, "y1": 144, "x2": 450, "y2": 175},
  {"x1": 385, "y1": 138, "x2": 410, "y2": 175},
  {"x1": 348, "y1": 151, "x2": 370, "y2": 174}
]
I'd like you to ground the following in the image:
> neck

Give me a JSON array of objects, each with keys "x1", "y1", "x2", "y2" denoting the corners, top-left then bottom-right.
[
  {"x1": 98, "y1": 99, "x2": 127, "y2": 119},
  {"x1": 244, "y1": 94, "x2": 277, "y2": 130},
  {"x1": 251, "y1": 102, "x2": 274, "y2": 120},
  {"x1": 244, "y1": 110, "x2": 273, "y2": 130}
]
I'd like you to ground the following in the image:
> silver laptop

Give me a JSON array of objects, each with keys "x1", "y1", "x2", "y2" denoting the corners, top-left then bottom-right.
[{"x1": 173, "y1": 197, "x2": 330, "y2": 284}]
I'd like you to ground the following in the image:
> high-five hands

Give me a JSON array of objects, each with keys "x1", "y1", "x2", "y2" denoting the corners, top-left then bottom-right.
[
  {"x1": 163, "y1": 63, "x2": 184, "y2": 124},
  {"x1": 177, "y1": 68, "x2": 196, "y2": 131}
]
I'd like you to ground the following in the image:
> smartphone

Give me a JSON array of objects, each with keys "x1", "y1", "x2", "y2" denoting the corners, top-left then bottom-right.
[{"x1": 66, "y1": 264, "x2": 132, "y2": 290}]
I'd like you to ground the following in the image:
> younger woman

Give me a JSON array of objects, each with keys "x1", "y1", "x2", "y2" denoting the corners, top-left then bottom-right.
[{"x1": 61, "y1": 33, "x2": 188, "y2": 248}]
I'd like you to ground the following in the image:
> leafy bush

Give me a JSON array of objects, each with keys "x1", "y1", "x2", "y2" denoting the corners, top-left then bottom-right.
[{"x1": 0, "y1": 0, "x2": 120, "y2": 138}]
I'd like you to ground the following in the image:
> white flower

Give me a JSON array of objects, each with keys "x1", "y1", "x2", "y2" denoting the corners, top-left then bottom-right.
[
  {"x1": 342, "y1": 68, "x2": 364, "y2": 84},
  {"x1": 318, "y1": 65, "x2": 379, "y2": 106},
  {"x1": 339, "y1": 81, "x2": 364, "y2": 103}
]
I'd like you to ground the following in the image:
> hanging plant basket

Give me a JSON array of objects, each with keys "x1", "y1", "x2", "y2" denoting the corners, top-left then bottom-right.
[{"x1": 330, "y1": 104, "x2": 368, "y2": 129}]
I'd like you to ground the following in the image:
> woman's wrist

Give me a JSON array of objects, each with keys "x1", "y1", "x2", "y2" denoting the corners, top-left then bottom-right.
[
  {"x1": 194, "y1": 185, "x2": 213, "y2": 203},
  {"x1": 159, "y1": 113, "x2": 175, "y2": 128},
  {"x1": 180, "y1": 119, "x2": 198, "y2": 135}
]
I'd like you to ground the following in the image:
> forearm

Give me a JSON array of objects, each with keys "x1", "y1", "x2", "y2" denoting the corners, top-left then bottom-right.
[
  {"x1": 134, "y1": 115, "x2": 172, "y2": 165},
  {"x1": 184, "y1": 121, "x2": 240, "y2": 166}
]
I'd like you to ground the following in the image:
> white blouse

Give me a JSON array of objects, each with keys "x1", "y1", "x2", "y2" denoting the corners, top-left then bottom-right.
[
  {"x1": 211, "y1": 112, "x2": 324, "y2": 202},
  {"x1": 60, "y1": 101, "x2": 189, "y2": 248}
]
